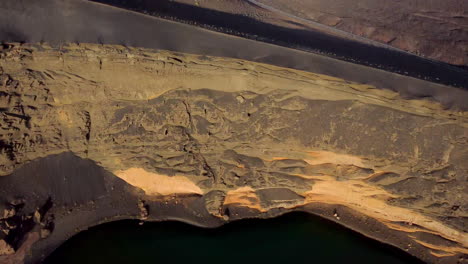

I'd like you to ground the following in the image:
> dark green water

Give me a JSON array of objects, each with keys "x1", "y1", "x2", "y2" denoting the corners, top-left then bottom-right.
[{"x1": 45, "y1": 213, "x2": 423, "y2": 264}]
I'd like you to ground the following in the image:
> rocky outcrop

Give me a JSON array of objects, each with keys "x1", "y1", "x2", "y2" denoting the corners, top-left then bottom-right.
[
  {"x1": 0, "y1": 197, "x2": 52, "y2": 264},
  {"x1": 137, "y1": 199, "x2": 149, "y2": 221},
  {"x1": 0, "y1": 43, "x2": 467, "y2": 264},
  {"x1": 0, "y1": 239, "x2": 14, "y2": 256}
]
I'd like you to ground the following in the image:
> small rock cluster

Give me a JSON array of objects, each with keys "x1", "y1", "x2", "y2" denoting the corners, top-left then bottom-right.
[{"x1": 0, "y1": 198, "x2": 54, "y2": 256}]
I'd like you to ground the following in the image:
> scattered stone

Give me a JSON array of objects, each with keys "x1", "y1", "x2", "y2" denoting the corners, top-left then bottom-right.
[
  {"x1": 333, "y1": 209, "x2": 340, "y2": 220},
  {"x1": 40, "y1": 228, "x2": 51, "y2": 239},
  {"x1": 0, "y1": 239, "x2": 14, "y2": 255},
  {"x1": 2, "y1": 208, "x2": 15, "y2": 219},
  {"x1": 33, "y1": 210, "x2": 41, "y2": 223},
  {"x1": 137, "y1": 199, "x2": 149, "y2": 220}
]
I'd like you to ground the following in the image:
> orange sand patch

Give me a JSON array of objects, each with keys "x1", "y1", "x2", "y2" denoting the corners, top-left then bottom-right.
[
  {"x1": 113, "y1": 168, "x2": 203, "y2": 196},
  {"x1": 429, "y1": 250, "x2": 456, "y2": 258},
  {"x1": 304, "y1": 151, "x2": 365, "y2": 167},
  {"x1": 413, "y1": 239, "x2": 468, "y2": 256},
  {"x1": 57, "y1": 110, "x2": 74, "y2": 127},
  {"x1": 223, "y1": 186, "x2": 264, "y2": 212},
  {"x1": 270, "y1": 151, "x2": 468, "y2": 257},
  {"x1": 362, "y1": 171, "x2": 388, "y2": 180},
  {"x1": 385, "y1": 222, "x2": 435, "y2": 234},
  {"x1": 236, "y1": 163, "x2": 245, "y2": 169},
  {"x1": 271, "y1": 157, "x2": 289, "y2": 161},
  {"x1": 301, "y1": 175, "x2": 468, "y2": 254}
]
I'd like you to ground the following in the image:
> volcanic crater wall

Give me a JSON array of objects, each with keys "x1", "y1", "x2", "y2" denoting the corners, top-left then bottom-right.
[{"x1": 0, "y1": 44, "x2": 467, "y2": 264}]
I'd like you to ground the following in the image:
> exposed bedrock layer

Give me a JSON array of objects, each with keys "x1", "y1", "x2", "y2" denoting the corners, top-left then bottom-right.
[{"x1": 0, "y1": 44, "x2": 467, "y2": 263}]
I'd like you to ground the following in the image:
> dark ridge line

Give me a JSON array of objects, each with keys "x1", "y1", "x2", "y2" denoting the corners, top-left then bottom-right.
[{"x1": 89, "y1": 0, "x2": 468, "y2": 90}]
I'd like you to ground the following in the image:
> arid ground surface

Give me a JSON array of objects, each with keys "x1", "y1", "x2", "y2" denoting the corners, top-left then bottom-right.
[
  {"x1": 0, "y1": 0, "x2": 467, "y2": 263},
  {"x1": 0, "y1": 44, "x2": 466, "y2": 264},
  {"x1": 168, "y1": 0, "x2": 468, "y2": 66},
  {"x1": 2, "y1": 0, "x2": 468, "y2": 89}
]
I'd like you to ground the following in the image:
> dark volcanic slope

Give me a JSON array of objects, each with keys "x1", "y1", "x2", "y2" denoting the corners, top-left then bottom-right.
[
  {"x1": 0, "y1": 152, "x2": 223, "y2": 264},
  {"x1": 0, "y1": 44, "x2": 467, "y2": 264},
  {"x1": 254, "y1": 0, "x2": 468, "y2": 66},
  {"x1": 87, "y1": 0, "x2": 468, "y2": 89},
  {"x1": 0, "y1": 0, "x2": 468, "y2": 111},
  {"x1": 165, "y1": 0, "x2": 468, "y2": 67}
]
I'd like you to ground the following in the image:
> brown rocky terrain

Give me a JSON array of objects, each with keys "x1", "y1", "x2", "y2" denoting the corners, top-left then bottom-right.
[
  {"x1": 0, "y1": 43, "x2": 467, "y2": 263},
  {"x1": 172, "y1": 0, "x2": 468, "y2": 66}
]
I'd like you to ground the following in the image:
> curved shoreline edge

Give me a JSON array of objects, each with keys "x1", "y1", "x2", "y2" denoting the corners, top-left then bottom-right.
[
  {"x1": 43, "y1": 205, "x2": 428, "y2": 264},
  {"x1": 0, "y1": 159, "x2": 432, "y2": 264},
  {"x1": 0, "y1": 44, "x2": 466, "y2": 264}
]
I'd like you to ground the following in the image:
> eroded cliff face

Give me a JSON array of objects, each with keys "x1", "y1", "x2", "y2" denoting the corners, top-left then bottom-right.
[{"x1": 0, "y1": 43, "x2": 467, "y2": 264}]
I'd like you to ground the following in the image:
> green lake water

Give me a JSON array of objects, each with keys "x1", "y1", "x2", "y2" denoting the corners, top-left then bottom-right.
[{"x1": 45, "y1": 212, "x2": 423, "y2": 264}]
